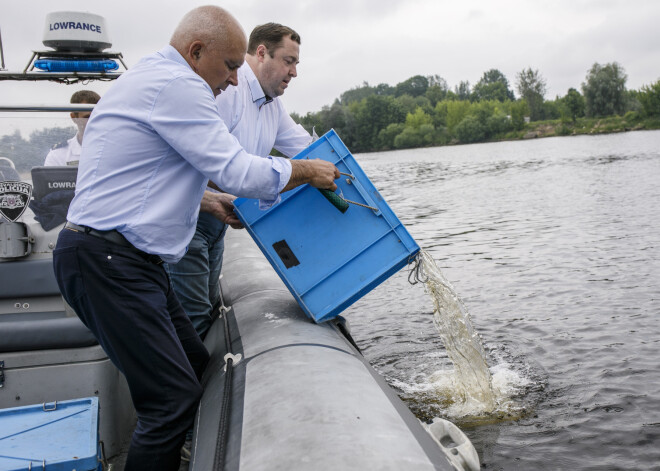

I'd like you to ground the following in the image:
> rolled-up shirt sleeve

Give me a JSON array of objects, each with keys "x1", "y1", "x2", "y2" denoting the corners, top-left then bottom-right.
[
  {"x1": 150, "y1": 74, "x2": 291, "y2": 203},
  {"x1": 274, "y1": 108, "x2": 313, "y2": 158}
]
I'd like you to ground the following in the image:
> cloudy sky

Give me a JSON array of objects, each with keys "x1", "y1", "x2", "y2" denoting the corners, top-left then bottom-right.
[{"x1": 2, "y1": 0, "x2": 660, "y2": 115}]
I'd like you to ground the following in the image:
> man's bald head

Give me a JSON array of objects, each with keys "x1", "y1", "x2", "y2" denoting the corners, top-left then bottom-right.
[
  {"x1": 170, "y1": 6, "x2": 247, "y2": 96},
  {"x1": 170, "y1": 6, "x2": 246, "y2": 54}
]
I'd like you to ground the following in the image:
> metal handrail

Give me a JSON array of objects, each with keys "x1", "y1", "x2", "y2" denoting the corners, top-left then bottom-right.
[{"x1": 0, "y1": 104, "x2": 96, "y2": 112}]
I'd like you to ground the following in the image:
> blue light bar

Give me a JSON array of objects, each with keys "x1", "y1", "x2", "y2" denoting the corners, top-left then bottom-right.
[{"x1": 34, "y1": 59, "x2": 119, "y2": 72}]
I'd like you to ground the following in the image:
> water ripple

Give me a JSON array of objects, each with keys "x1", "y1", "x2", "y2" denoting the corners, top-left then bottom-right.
[{"x1": 345, "y1": 130, "x2": 660, "y2": 469}]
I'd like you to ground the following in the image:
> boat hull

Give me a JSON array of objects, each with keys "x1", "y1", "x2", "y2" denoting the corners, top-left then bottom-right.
[{"x1": 190, "y1": 228, "x2": 458, "y2": 470}]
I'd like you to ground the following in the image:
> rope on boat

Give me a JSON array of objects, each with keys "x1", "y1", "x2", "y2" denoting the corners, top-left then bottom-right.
[{"x1": 213, "y1": 289, "x2": 234, "y2": 471}]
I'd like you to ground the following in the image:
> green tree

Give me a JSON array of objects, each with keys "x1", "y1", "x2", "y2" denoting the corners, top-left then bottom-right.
[
  {"x1": 541, "y1": 99, "x2": 562, "y2": 120},
  {"x1": 390, "y1": 107, "x2": 442, "y2": 149},
  {"x1": 444, "y1": 100, "x2": 471, "y2": 132},
  {"x1": 393, "y1": 127, "x2": 424, "y2": 149},
  {"x1": 581, "y1": 62, "x2": 627, "y2": 117},
  {"x1": 394, "y1": 75, "x2": 429, "y2": 97},
  {"x1": 623, "y1": 90, "x2": 642, "y2": 114},
  {"x1": 472, "y1": 69, "x2": 515, "y2": 102},
  {"x1": 340, "y1": 82, "x2": 375, "y2": 105},
  {"x1": 394, "y1": 123, "x2": 438, "y2": 149},
  {"x1": 486, "y1": 112, "x2": 513, "y2": 136},
  {"x1": 466, "y1": 101, "x2": 510, "y2": 139},
  {"x1": 454, "y1": 81, "x2": 471, "y2": 101},
  {"x1": 394, "y1": 94, "x2": 418, "y2": 115},
  {"x1": 509, "y1": 101, "x2": 527, "y2": 130},
  {"x1": 516, "y1": 68, "x2": 547, "y2": 121},
  {"x1": 292, "y1": 111, "x2": 322, "y2": 134},
  {"x1": 561, "y1": 88, "x2": 585, "y2": 122},
  {"x1": 374, "y1": 83, "x2": 395, "y2": 96},
  {"x1": 425, "y1": 86, "x2": 447, "y2": 106},
  {"x1": 377, "y1": 123, "x2": 405, "y2": 150},
  {"x1": 455, "y1": 115, "x2": 486, "y2": 143},
  {"x1": 427, "y1": 75, "x2": 448, "y2": 89},
  {"x1": 350, "y1": 95, "x2": 405, "y2": 152},
  {"x1": 413, "y1": 95, "x2": 432, "y2": 113},
  {"x1": 425, "y1": 75, "x2": 449, "y2": 106},
  {"x1": 468, "y1": 101, "x2": 497, "y2": 125},
  {"x1": 637, "y1": 79, "x2": 660, "y2": 117},
  {"x1": 432, "y1": 101, "x2": 448, "y2": 128},
  {"x1": 405, "y1": 107, "x2": 433, "y2": 128}
]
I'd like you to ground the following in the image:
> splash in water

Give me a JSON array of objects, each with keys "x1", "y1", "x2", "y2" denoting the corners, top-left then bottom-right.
[{"x1": 410, "y1": 249, "x2": 496, "y2": 414}]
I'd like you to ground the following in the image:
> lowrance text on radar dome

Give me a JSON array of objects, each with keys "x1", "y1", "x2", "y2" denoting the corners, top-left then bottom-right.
[{"x1": 48, "y1": 21, "x2": 103, "y2": 34}]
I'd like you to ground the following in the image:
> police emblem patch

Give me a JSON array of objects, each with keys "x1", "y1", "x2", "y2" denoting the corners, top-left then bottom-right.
[{"x1": 0, "y1": 181, "x2": 33, "y2": 222}]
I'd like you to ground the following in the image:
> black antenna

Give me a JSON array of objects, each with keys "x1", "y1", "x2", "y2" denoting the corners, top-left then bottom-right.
[{"x1": 0, "y1": 27, "x2": 6, "y2": 70}]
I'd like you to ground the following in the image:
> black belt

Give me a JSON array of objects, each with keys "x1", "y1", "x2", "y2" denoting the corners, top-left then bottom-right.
[{"x1": 64, "y1": 222, "x2": 164, "y2": 265}]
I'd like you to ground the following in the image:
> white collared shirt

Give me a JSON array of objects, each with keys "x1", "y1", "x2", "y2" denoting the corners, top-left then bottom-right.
[
  {"x1": 44, "y1": 135, "x2": 81, "y2": 166},
  {"x1": 216, "y1": 62, "x2": 311, "y2": 158}
]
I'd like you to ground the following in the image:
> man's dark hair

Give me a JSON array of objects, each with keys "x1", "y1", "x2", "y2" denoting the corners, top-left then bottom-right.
[
  {"x1": 70, "y1": 90, "x2": 101, "y2": 104},
  {"x1": 247, "y1": 23, "x2": 300, "y2": 57}
]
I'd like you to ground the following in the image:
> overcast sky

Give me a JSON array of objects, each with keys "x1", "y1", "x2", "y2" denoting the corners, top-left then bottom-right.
[{"x1": 2, "y1": 0, "x2": 660, "y2": 116}]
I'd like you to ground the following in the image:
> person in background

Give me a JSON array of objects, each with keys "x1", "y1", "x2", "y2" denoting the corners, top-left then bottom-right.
[
  {"x1": 167, "y1": 22, "x2": 310, "y2": 339},
  {"x1": 52, "y1": 6, "x2": 339, "y2": 470},
  {"x1": 44, "y1": 90, "x2": 100, "y2": 166}
]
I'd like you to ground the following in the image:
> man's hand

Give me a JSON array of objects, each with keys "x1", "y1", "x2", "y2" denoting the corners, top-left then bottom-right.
[
  {"x1": 284, "y1": 159, "x2": 340, "y2": 193},
  {"x1": 200, "y1": 191, "x2": 243, "y2": 229}
]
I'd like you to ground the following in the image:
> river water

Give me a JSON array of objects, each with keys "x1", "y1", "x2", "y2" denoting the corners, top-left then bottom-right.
[{"x1": 342, "y1": 130, "x2": 660, "y2": 470}]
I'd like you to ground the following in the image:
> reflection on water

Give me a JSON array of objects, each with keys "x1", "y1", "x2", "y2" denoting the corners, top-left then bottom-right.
[{"x1": 344, "y1": 131, "x2": 660, "y2": 470}]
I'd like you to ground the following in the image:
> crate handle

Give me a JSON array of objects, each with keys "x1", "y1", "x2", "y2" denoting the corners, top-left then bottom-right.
[
  {"x1": 318, "y1": 188, "x2": 349, "y2": 213},
  {"x1": 42, "y1": 401, "x2": 57, "y2": 411}
]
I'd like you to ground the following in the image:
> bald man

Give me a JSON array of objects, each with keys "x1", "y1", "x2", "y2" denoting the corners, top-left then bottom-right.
[{"x1": 53, "y1": 6, "x2": 338, "y2": 470}]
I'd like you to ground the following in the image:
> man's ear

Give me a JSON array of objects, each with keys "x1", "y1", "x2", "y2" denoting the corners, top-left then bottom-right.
[
  {"x1": 189, "y1": 41, "x2": 203, "y2": 62},
  {"x1": 256, "y1": 44, "x2": 267, "y2": 62}
]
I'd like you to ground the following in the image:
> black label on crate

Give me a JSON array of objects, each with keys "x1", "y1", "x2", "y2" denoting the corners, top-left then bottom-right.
[{"x1": 273, "y1": 240, "x2": 300, "y2": 269}]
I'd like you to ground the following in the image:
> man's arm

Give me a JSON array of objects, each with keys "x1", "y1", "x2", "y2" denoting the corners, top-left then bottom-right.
[
  {"x1": 200, "y1": 191, "x2": 243, "y2": 229},
  {"x1": 283, "y1": 159, "x2": 339, "y2": 193},
  {"x1": 273, "y1": 105, "x2": 312, "y2": 158},
  {"x1": 203, "y1": 158, "x2": 339, "y2": 222}
]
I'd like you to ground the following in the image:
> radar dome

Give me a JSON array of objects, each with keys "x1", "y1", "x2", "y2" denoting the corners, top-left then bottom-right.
[{"x1": 42, "y1": 12, "x2": 111, "y2": 52}]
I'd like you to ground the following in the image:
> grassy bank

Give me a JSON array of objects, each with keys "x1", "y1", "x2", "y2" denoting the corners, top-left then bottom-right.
[{"x1": 502, "y1": 113, "x2": 660, "y2": 141}]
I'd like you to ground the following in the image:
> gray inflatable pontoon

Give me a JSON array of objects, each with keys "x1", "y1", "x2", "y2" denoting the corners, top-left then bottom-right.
[{"x1": 189, "y1": 228, "x2": 479, "y2": 471}]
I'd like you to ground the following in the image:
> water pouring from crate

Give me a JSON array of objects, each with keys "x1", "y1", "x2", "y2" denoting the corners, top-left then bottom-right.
[{"x1": 233, "y1": 129, "x2": 497, "y2": 415}]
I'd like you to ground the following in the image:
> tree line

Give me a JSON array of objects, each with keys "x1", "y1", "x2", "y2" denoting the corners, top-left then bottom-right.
[
  {"x1": 3, "y1": 62, "x2": 660, "y2": 173},
  {"x1": 292, "y1": 62, "x2": 660, "y2": 153}
]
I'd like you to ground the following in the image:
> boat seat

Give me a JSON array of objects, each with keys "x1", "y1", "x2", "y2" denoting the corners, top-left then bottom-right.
[
  {"x1": 0, "y1": 258, "x2": 98, "y2": 352},
  {"x1": 0, "y1": 258, "x2": 61, "y2": 298},
  {"x1": 0, "y1": 316, "x2": 97, "y2": 352}
]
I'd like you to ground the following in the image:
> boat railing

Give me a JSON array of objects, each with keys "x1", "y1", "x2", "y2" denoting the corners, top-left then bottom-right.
[{"x1": 0, "y1": 104, "x2": 95, "y2": 112}]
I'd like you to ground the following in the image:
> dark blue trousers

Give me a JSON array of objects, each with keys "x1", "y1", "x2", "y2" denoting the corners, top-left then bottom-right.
[{"x1": 53, "y1": 228, "x2": 209, "y2": 471}]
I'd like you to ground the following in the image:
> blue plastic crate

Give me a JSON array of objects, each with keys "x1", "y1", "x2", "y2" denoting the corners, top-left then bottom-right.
[
  {"x1": 233, "y1": 130, "x2": 419, "y2": 323},
  {"x1": 0, "y1": 397, "x2": 100, "y2": 471}
]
